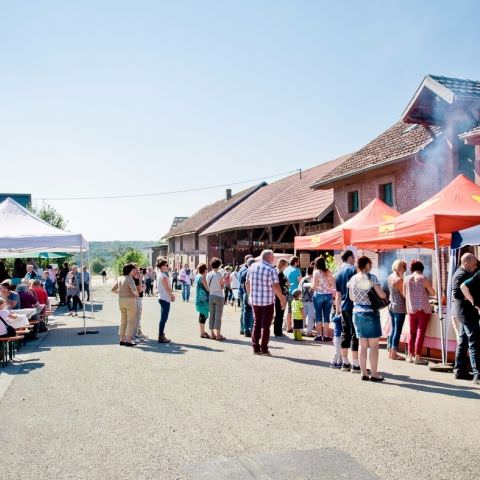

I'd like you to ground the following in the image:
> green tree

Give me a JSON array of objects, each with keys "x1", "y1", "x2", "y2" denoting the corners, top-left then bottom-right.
[
  {"x1": 91, "y1": 257, "x2": 107, "y2": 274},
  {"x1": 113, "y1": 248, "x2": 148, "y2": 275},
  {"x1": 30, "y1": 203, "x2": 67, "y2": 230}
]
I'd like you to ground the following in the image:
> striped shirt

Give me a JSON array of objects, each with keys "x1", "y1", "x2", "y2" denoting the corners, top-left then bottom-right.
[{"x1": 247, "y1": 260, "x2": 279, "y2": 306}]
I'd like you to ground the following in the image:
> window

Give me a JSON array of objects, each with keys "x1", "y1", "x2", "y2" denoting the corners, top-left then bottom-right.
[
  {"x1": 348, "y1": 190, "x2": 359, "y2": 213},
  {"x1": 380, "y1": 183, "x2": 394, "y2": 207},
  {"x1": 179, "y1": 236, "x2": 183, "y2": 251},
  {"x1": 194, "y1": 234, "x2": 199, "y2": 251}
]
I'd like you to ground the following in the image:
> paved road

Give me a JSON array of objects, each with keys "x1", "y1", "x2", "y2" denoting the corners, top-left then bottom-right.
[{"x1": 0, "y1": 280, "x2": 479, "y2": 479}]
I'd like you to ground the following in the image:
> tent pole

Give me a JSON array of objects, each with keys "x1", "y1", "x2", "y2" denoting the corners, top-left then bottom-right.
[
  {"x1": 87, "y1": 250, "x2": 94, "y2": 319},
  {"x1": 80, "y1": 246, "x2": 86, "y2": 335},
  {"x1": 434, "y1": 232, "x2": 446, "y2": 364}
]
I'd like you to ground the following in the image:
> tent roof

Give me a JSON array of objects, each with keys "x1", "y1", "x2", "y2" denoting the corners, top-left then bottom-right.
[
  {"x1": 451, "y1": 224, "x2": 480, "y2": 249},
  {"x1": 294, "y1": 198, "x2": 399, "y2": 251},
  {"x1": 0, "y1": 198, "x2": 88, "y2": 254},
  {"x1": 350, "y1": 175, "x2": 480, "y2": 250}
]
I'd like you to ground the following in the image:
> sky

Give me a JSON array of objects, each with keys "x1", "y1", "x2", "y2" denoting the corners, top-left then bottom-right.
[{"x1": 1, "y1": 0, "x2": 479, "y2": 241}]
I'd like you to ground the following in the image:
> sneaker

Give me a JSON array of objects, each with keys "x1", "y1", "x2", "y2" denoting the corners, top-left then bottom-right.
[
  {"x1": 240, "y1": 330, "x2": 244, "y2": 335},
  {"x1": 253, "y1": 349, "x2": 262, "y2": 355},
  {"x1": 406, "y1": 356, "x2": 414, "y2": 363},
  {"x1": 351, "y1": 365, "x2": 361, "y2": 373},
  {"x1": 323, "y1": 336, "x2": 332, "y2": 342},
  {"x1": 454, "y1": 371, "x2": 473, "y2": 381},
  {"x1": 341, "y1": 363, "x2": 351, "y2": 372},
  {"x1": 244, "y1": 331, "x2": 252, "y2": 338},
  {"x1": 314, "y1": 336, "x2": 322, "y2": 342},
  {"x1": 158, "y1": 336, "x2": 171, "y2": 343},
  {"x1": 335, "y1": 362, "x2": 342, "y2": 369},
  {"x1": 261, "y1": 350, "x2": 272, "y2": 356},
  {"x1": 473, "y1": 376, "x2": 480, "y2": 385}
]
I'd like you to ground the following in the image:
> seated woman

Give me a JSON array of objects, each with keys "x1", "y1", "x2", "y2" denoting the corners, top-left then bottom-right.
[
  {"x1": 0, "y1": 297, "x2": 17, "y2": 338},
  {"x1": 0, "y1": 282, "x2": 21, "y2": 310}
]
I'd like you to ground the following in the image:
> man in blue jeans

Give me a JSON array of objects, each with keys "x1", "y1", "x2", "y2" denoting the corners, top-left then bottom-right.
[
  {"x1": 179, "y1": 264, "x2": 191, "y2": 302},
  {"x1": 456, "y1": 253, "x2": 480, "y2": 385},
  {"x1": 239, "y1": 256, "x2": 255, "y2": 336}
]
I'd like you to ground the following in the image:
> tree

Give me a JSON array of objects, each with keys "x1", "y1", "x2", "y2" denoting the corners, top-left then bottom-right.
[
  {"x1": 30, "y1": 203, "x2": 67, "y2": 230},
  {"x1": 113, "y1": 248, "x2": 148, "y2": 275},
  {"x1": 91, "y1": 257, "x2": 107, "y2": 274}
]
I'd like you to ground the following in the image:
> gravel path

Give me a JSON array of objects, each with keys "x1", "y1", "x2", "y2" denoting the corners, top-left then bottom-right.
[{"x1": 0, "y1": 281, "x2": 479, "y2": 479}]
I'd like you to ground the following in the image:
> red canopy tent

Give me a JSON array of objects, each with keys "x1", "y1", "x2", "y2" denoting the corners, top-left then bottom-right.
[
  {"x1": 294, "y1": 198, "x2": 399, "y2": 251},
  {"x1": 350, "y1": 174, "x2": 480, "y2": 363},
  {"x1": 350, "y1": 175, "x2": 480, "y2": 250}
]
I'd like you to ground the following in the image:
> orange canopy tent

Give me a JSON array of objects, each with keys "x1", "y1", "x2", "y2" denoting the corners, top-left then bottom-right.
[
  {"x1": 294, "y1": 198, "x2": 399, "y2": 251},
  {"x1": 350, "y1": 175, "x2": 480, "y2": 250}
]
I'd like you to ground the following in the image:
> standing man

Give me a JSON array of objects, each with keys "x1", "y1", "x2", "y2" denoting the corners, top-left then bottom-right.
[
  {"x1": 82, "y1": 266, "x2": 91, "y2": 302},
  {"x1": 58, "y1": 262, "x2": 70, "y2": 306},
  {"x1": 335, "y1": 250, "x2": 360, "y2": 373},
  {"x1": 456, "y1": 253, "x2": 480, "y2": 385},
  {"x1": 179, "y1": 264, "x2": 191, "y2": 302},
  {"x1": 284, "y1": 257, "x2": 302, "y2": 333},
  {"x1": 246, "y1": 250, "x2": 286, "y2": 355},
  {"x1": 239, "y1": 257, "x2": 255, "y2": 337}
]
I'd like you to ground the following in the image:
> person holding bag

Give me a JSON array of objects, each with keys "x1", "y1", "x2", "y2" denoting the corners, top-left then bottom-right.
[{"x1": 347, "y1": 256, "x2": 387, "y2": 382}]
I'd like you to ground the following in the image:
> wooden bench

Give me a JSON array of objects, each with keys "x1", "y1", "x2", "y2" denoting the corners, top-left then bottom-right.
[{"x1": 0, "y1": 335, "x2": 25, "y2": 367}]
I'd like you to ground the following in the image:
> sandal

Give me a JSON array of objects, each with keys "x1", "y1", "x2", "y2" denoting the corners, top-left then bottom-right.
[
  {"x1": 200, "y1": 332, "x2": 210, "y2": 339},
  {"x1": 215, "y1": 335, "x2": 226, "y2": 341}
]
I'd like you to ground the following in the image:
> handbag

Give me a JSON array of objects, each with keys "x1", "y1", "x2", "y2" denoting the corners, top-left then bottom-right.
[
  {"x1": 367, "y1": 274, "x2": 390, "y2": 311},
  {"x1": 0, "y1": 315, "x2": 17, "y2": 337}
]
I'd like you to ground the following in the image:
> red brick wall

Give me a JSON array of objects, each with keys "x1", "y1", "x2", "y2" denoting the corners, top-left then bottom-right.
[{"x1": 332, "y1": 156, "x2": 452, "y2": 226}]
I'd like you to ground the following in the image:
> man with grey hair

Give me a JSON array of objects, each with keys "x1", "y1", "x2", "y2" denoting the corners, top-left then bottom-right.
[
  {"x1": 456, "y1": 252, "x2": 480, "y2": 384},
  {"x1": 246, "y1": 250, "x2": 286, "y2": 355}
]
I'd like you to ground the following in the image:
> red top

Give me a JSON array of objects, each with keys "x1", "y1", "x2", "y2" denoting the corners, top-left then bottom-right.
[{"x1": 32, "y1": 287, "x2": 48, "y2": 305}]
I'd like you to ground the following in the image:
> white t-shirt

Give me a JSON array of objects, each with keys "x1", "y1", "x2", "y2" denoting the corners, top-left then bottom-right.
[
  {"x1": 206, "y1": 271, "x2": 223, "y2": 297},
  {"x1": 230, "y1": 271, "x2": 240, "y2": 289},
  {"x1": 156, "y1": 271, "x2": 171, "y2": 302}
]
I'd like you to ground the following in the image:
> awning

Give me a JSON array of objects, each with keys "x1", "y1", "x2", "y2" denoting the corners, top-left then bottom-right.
[
  {"x1": 294, "y1": 198, "x2": 399, "y2": 251},
  {"x1": 350, "y1": 175, "x2": 480, "y2": 250}
]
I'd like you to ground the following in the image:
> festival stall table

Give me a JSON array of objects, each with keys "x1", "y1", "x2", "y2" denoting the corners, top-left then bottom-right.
[
  {"x1": 16, "y1": 308, "x2": 38, "y2": 320},
  {"x1": 294, "y1": 198, "x2": 399, "y2": 251},
  {"x1": 350, "y1": 174, "x2": 480, "y2": 362}
]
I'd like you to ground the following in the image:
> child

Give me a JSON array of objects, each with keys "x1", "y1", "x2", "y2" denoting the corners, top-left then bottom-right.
[
  {"x1": 330, "y1": 312, "x2": 342, "y2": 368},
  {"x1": 291, "y1": 289, "x2": 305, "y2": 341}
]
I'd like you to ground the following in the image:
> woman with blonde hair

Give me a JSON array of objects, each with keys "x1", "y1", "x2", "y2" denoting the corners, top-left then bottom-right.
[
  {"x1": 312, "y1": 257, "x2": 336, "y2": 342},
  {"x1": 387, "y1": 259, "x2": 407, "y2": 360}
]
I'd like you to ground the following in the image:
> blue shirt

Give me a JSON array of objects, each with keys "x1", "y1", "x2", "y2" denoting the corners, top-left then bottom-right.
[
  {"x1": 285, "y1": 266, "x2": 301, "y2": 294},
  {"x1": 335, "y1": 263, "x2": 356, "y2": 311},
  {"x1": 238, "y1": 265, "x2": 249, "y2": 297}
]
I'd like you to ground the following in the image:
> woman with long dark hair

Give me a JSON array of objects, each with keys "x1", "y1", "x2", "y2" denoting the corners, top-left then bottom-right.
[{"x1": 195, "y1": 263, "x2": 210, "y2": 338}]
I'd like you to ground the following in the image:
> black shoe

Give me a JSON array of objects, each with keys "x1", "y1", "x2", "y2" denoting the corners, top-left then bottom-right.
[
  {"x1": 351, "y1": 365, "x2": 361, "y2": 374},
  {"x1": 261, "y1": 350, "x2": 272, "y2": 356},
  {"x1": 341, "y1": 363, "x2": 351, "y2": 372},
  {"x1": 240, "y1": 330, "x2": 244, "y2": 335},
  {"x1": 122, "y1": 342, "x2": 136, "y2": 347},
  {"x1": 454, "y1": 371, "x2": 474, "y2": 381},
  {"x1": 361, "y1": 375, "x2": 370, "y2": 381},
  {"x1": 370, "y1": 375, "x2": 384, "y2": 382},
  {"x1": 244, "y1": 331, "x2": 251, "y2": 338},
  {"x1": 253, "y1": 350, "x2": 262, "y2": 355}
]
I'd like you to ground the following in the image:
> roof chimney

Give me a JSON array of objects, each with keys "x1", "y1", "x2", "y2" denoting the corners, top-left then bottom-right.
[{"x1": 225, "y1": 189, "x2": 232, "y2": 200}]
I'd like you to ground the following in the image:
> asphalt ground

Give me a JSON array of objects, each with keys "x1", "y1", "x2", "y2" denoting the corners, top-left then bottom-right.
[{"x1": 0, "y1": 279, "x2": 479, "y2": 479}]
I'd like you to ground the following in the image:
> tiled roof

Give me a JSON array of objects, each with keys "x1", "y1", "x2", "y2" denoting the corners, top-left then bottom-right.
[
  {"x1": 430, "y1": 75, "x2": 480, "y2": 99},
  {"x1": 460, "y1": 124, "x2": 480, "y2": 139},
  {"x1": 201, "y1": 156, "x2": 347, "y2": 236},
  {"x1": 163, "y1": 185, "x2": 264, "y2": 238},
  {"x1": 312, "y1": 121, "x2": 441, "y2": 188}
]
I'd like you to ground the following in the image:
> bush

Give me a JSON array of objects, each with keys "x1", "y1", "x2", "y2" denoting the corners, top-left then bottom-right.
[
  {"x1": 113, "y1": 249, "x2": 148, "y2": 275},
  {"x1": 91, "y1": 258, "x2": 107, "y2": 274}
]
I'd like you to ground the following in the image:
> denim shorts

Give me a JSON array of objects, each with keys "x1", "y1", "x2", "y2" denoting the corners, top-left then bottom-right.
[{"x1": 353, "y1": 310, "x2": 382, "y2": 339}]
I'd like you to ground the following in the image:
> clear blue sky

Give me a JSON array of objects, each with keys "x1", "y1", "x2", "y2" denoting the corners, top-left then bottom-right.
[{"x1": 1, "y1": 1, "x2": 479, "y2": 241}]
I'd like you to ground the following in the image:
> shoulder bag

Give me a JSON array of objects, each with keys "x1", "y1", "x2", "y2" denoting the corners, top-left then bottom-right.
[{"x1": 367, "y1": 274, "x2": 390, "y2": 311}]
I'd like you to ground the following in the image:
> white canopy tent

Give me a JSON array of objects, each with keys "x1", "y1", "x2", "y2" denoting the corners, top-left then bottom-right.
[{"x1": 0, "y1": 197, "x2": 92, "y2": 333}]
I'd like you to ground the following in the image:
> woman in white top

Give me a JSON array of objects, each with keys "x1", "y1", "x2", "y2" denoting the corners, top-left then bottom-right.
[
  {"x1": 206, "y1": 257, "x2": 225, "y2": 340},
  {"x1": 156, "y1": 259, "x2": 175, "y2": 343}
]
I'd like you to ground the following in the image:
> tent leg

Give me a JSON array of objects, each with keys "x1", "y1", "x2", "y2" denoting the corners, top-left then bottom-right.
[
  {"x1": 87, "y1": 250, "x2": 94, "y2": 320},
  {"x1": 77, "y1": 247, "x2": 98, "y2": 336},
  {"x1": 434, "y1": 233, "x2": 446, "y2": 364}
]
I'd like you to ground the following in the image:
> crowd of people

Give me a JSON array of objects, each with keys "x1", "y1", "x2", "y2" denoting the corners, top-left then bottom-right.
[
  {"x1": 0, "y1": 260, "x2": 86, "y2": 339},
  {"x1": 110, "y1": 248, "x2": 476, "y2": 385}
]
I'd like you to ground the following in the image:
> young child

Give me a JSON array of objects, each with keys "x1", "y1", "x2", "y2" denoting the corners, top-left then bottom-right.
[
  {"x1": 291, "y1": 289, "x2": 305, "y2": 341},
  {"x1": 330, "y1": 312, "x2": 342, "y2": 368}
]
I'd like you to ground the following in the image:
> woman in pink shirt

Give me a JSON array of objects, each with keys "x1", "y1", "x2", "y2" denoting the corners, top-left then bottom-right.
[{"x1": 403, "y1": 260, "x2": 435, "y2": 365}]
